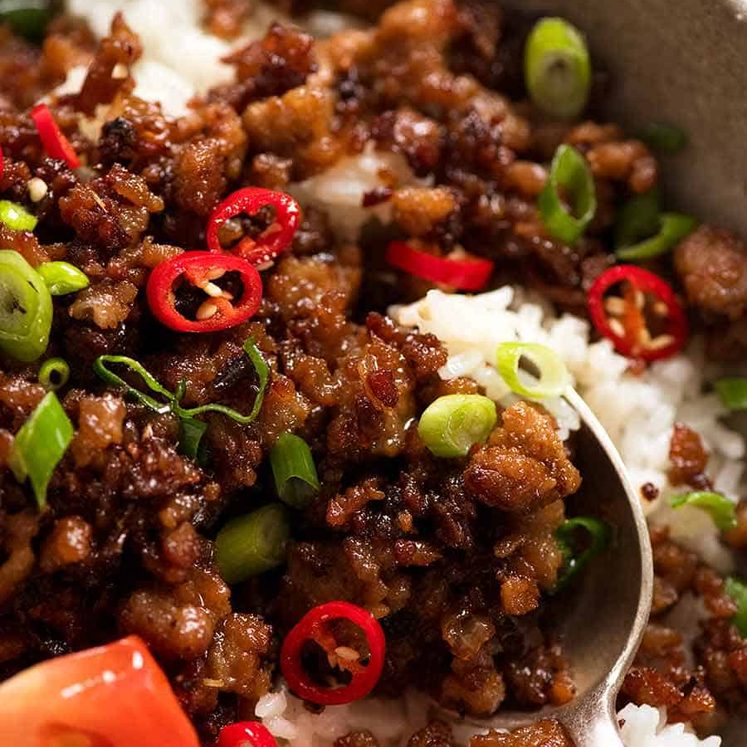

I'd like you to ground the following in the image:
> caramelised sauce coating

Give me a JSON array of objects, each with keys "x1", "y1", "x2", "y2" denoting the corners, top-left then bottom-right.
[{"x1": 0, "y1": 1, "x2": 745, "y2": 744}]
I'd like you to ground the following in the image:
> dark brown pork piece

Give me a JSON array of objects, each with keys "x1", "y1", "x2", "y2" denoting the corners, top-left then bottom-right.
[
  {"x1": 470, "y1": 720, "x2": 574, "y2": 747},
  {"x1": 674, "y1": 225, "x2": 747, "y2": 320},
  {"x1": 668, "y1": 422, "x2": 710, "y2": 489},
  {"x1": 464, "y1": 402, "x2": 581, "y2": 512}
]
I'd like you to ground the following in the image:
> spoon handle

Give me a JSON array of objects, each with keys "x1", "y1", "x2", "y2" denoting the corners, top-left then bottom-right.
[{"x1": 561, "y1": 716, "x2": 625, "y2": 747}]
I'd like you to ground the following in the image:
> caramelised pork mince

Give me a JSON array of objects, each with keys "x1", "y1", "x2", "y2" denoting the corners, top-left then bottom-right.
[{"x1": 0, "y1": 1, "x2": 746, "y2": 747}]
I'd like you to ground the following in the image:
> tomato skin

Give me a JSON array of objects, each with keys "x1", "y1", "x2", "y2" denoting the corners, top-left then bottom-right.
[{"x1": 0, "y1": 636, "x2": 199, "y2": 747}]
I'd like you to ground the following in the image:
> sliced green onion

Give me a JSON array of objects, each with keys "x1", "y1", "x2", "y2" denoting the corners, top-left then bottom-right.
[
  {"x1": 242, "y1": 338, "x2": 270, "y2": 419},
  {"x1": 37, "y1": 261, "x2": 89, "y2": 296},
  {"x1": 524, "y1": 17, "x2": 591, "y2": 119},
  {"x1": 180, "y1": 417, "x2": 208, "y2": 462},
  {"x1": 555, "y1": 516, "x2": 611, "y2": 590},
  {"x1": 0, "y1": 0, "x2": 57, "y2": 41},
  {"x1": 182, "y1": 338, "x2": 268, "y2": 424},
  {"x1": 616, "y1": 213, "x2": 697, "y2": 261},
  {"x1": 9, "y1": 391, "x2": 73, "y2": 508},
  {"x1": 0, "y1": 249, "x2": 52, "y2": 362},
  {"x1": 215, "y1": 503, "x2": 291, "y2": 584},
  {"x1": 614, "y1": 189, "x2": 661, "y2": 250},
  {"x1": 715, "y1": 378, "x2": 747, "y2": 411},
  {"x1": 637, "y1": 122, "x2": 688, "y2": 154},
  {"x1": 93, "y1": 355, "x2": 175, "y2": 414},
  {"x1": 38, "y1": 357, "x2": 70, "y2": 391},
  {"x1": 94, "y1": 339, "x2": 270, "y2": 461},
  {"x1": 0, "y1": 200, "x2": 37, "y2": 232},
  {"x1": 725, "y1": 577, "x2": 747, "y2": 637},
  {"x1": 418, "y1": 394, "x2": 497, "y2": 458},
  {"x1": 538, "y1": 144, "x2": 596, "y2": 245},
  {"x1": 496, "y1": 342, "x2": 570, "y2": 400},
  {"x1": 671, "y1": 491, "x2": 737, "y2": 531},
  {"x1": 270, "y1": 433, "x2": 320, "y2": 508}
]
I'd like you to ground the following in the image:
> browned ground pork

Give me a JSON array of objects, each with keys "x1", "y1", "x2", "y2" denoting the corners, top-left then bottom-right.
[
  {"x1": 674, "y1": 225, "x2": 747, "y2": 360},
  {"x1": 0, "y1": 1, "x2": 745, "y2": 745}
]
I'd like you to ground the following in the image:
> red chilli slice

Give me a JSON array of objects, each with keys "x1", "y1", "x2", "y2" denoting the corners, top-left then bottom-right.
[
  {"x1": 588, "y1": 265, "x2": 688, "y2": 362},
  {"x1": 207, "y1": 187, "x2": 301, "y2": 267},
  {"x1": 146, "y1": 251, "x2": 262, "y2": 333},
  {"x1": 280, "y1": 601, "x2": 386, "y2": 706},
  {"x1": 30, "y1": 103, "x2": 81, "y2": 169},
  {"x1": 218, "y1": 722, "x2": 278, "y2": 747},
  {"x1": 385, "y1": 241, "x2": 494, "y2": 292}
]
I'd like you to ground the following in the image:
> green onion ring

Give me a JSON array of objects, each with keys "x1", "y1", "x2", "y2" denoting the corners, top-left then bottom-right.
[
  {"x1": 614, "y1": 189, "x2": 661, "y2": 250},
  {"x1": 9, "y1": 391, "x2": 73, "y2": 508},
  {"x1": 270, "y1": 433, "x2": 320, "y2": 508},
  {"x1": 38, "y1": 357, "x2": 70, "y2": 391},
  {"x1": 418, "y1": 394, "x2": 497, "y2": 458},
  {"x1": 538, "y1": 144, "x2": 596, "y2": 245},
  {"x1": 524, "y1": 17, "x2": 591, "y2": 119},
  {"x1": 555, "y1": 516, "x2": 611, "y2": 590},
  {"x1": 670, "y1": 491, "x2": 737, "y2": 531},
  {"x1": 496, "y1": 342, "x2": 570, "y2": 400},
  {"x1": 0, "y1": 200, "x2": 37, "y2": 232},
  {"x1": 0, "y1": 249, "x2": 53, "y2": 362},
  {"x1": 215, "y1": 503, "x2": 291, "y2": 584},
  {"x1": 616, "y1": 213, "x2": 697, "y2": 261},
  {"x1": 715, "y1": 378, "x2": 747, "y2": 411}
]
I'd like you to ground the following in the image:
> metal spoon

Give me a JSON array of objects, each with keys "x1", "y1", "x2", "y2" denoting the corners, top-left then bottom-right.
[{"x1": 454, "y1": 388, "x2": 654, "y2": 746}]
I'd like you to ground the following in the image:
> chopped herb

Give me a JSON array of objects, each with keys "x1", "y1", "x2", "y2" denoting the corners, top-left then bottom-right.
[
  {"x1": 270, "y1": 433, "x2": 320, "y2": 509},
  {"x1": 9, "y1": 391, "x2": 73, "y2": 508},
  {"x1": 93, "y1": 338, "x2": 270, "y2": 460}
]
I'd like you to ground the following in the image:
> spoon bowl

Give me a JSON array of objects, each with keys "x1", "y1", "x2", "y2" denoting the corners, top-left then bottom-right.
[{"x1": 456, "y1": 389, "x2": 654, "y2": 745}]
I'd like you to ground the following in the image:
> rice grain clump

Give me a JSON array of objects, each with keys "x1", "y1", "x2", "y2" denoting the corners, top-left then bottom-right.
[
  {"x1": 618, "y1": 704, "x2": 721, "y2": 747},
  {"x1": 62, "y1": 0, "x2": 289, "y2": 115}
]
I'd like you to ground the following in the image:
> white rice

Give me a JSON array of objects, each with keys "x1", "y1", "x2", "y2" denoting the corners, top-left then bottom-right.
[
  {"x1": 60, "y1": 3, "x2": 743, "y2": 745},
  {"x1": 289, "y1": 144, "x2": 424, "y2": 240},
  {"x1": 63, "y1": 0, "x2": 291, "y2": 116},
  {"x1": 618, "y1": 704, "x2": 721, "y2": 747}
]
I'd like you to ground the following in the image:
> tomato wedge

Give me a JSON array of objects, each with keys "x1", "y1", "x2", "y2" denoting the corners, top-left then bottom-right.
[{"x1": 0, "y1": 636, "x2": 199, "y2": 747}]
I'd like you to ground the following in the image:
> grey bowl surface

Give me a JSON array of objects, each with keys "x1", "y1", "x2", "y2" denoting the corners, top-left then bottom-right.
[{"x1": 503, "y1": 0, "x2": 747, "y2": 238}]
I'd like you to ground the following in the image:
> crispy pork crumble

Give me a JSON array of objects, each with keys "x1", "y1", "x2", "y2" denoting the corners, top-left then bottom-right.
[{"x1": 0, "y1": 1, "x2": 745, "y2": 744}]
